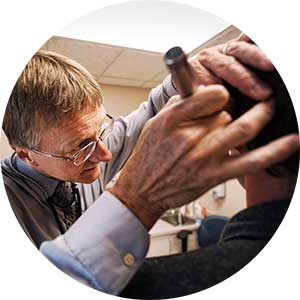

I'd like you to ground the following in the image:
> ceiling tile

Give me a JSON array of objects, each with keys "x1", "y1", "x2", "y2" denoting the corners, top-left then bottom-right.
[
  {"x1": 141, "y1": 81, "x2": 162, "y2": 88},
  {"x1": 42, "y1": 36, "x2": 123, "y2": 77},
  {"x1": 149, "y1": 69, "x2": 169, "y2": 83},
  {"x1": 103, "y1": 49, "x2": 165, "y2": 80},
  {"x1": 98, "y1": 76, "x2": 143, "y2": 87},
  {"x1": 39, "y1": 26, "x2": 237, "y2": 89}
]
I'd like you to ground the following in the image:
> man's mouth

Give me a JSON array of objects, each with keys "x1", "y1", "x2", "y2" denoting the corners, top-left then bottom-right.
[{"x1": 82, "y1": 165, "x2": 99, "y2": 173}]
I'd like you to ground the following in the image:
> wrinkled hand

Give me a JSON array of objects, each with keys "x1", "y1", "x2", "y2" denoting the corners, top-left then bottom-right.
[
  {"x1": 110, "y1": 85, "x2": 299, "y2": 230},
  {"x1": 189, "y1": 34, "x2": 274, "y2": 100}
]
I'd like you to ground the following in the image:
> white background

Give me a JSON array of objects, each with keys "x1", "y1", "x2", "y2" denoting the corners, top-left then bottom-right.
[
  {"x1": 0, "y1": 1, "x2": 299, "y2": 299},
  {"x1": 58, "y1": 1, "x2": 228, "y2": 53}
]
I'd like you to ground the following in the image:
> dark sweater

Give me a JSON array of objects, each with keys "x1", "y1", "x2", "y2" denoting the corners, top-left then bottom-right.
[{"x1": 121, "y1": 200, "x2": 290, "y2": 299}]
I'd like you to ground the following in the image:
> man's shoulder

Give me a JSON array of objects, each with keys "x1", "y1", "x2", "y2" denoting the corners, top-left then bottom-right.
[
  {"x1": 1, "y1": 153, "x2": 30, "y2": 189},
  {"x1": 1, "y1": 154, "x2": 15, "y2": 174}
]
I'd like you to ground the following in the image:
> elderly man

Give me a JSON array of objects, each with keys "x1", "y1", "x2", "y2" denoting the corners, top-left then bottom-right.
[{"x1": 2, "y1": 36, "x2": 297, "y2": 294}]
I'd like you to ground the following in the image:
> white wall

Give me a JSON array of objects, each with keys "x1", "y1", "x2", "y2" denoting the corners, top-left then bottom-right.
[
  {"x1": 196, "y1": 180, "x2": 246, "y2": 218},
  {"x1": 0, "y1": 131, "x2": 12, "y2": 158},
  {"x1": 101, "y1": 83, "x2": 151, "y2": 117}
]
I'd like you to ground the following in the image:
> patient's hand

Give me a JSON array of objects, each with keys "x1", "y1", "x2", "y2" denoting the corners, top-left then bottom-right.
[
  {"x1": 110, "y1": 85, "x2": 299, "y2": 230},
  {"x1": 189, "y1": 34, "x2": 274, "y2": 100}
]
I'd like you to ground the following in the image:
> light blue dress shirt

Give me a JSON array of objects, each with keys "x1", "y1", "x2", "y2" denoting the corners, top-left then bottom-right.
[
  {"x1": 14, "y1": 155, "x2": 150, "y2": 294},
  {"x1": 40, "y1": 191, "x2": 149, "y2": 295}
]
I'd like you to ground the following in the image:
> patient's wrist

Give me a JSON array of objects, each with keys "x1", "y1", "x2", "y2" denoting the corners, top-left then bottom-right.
[{"x1": 109, "y1": 183, "x2": 164, "y2": 231}]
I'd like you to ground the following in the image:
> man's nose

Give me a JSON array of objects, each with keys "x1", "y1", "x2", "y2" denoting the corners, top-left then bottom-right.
[{"x1": 89, "y1": 140, "x2": 112, "y2": 163}]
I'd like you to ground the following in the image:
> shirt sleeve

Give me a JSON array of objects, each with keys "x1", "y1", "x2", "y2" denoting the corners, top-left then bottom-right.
[{"x1": 40, "y1": 191, "x2": 149, "y2": 295}]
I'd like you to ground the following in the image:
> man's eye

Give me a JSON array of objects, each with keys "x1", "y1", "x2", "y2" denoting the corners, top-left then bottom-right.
[
  {"x1": 79, "y1": 141, "x2": 89, "y2": 148},
  {"x1": 71, "y1": 141, "x2": 90, "y2": 153}
]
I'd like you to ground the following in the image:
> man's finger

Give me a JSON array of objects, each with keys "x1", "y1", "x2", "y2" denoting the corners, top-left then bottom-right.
[
  {"x1": 207, "y1": 100, "x2": 275, "y2": 153},
  {"x1": 198, "y1": 49, "x2": 273, "y2": 100},
  {"x1": 165, "y1": 85, "x2": 230, "y2": 125},
  {"x1": 181, "y1": 111, "x2": 232, "y2": 142},
  {"x1": 222, "y1": 134, "x2": 299, "y2": 179}
]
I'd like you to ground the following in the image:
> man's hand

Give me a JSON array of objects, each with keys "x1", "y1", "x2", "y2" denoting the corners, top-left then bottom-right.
[
  {"x1": 110, "y1": 85, "x2": 299, "y2": 230},
  {"x1": 189, "y1": 34, "x2": 274, "y2": 100}
]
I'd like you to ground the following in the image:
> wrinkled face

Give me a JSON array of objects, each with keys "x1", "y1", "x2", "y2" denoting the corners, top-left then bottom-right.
[{"x1": 29, "y1": 106, "x2": 112, "y2": 183}]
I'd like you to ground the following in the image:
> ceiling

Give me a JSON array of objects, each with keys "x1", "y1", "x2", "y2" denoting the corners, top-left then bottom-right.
[{"x1": 41, "y1": 25, "x2": 240, "y2": 89}]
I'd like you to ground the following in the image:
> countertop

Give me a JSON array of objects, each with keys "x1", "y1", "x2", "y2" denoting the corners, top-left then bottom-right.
[{"x1": 149, "y1": 218, "x2": 200, "y2": 238}]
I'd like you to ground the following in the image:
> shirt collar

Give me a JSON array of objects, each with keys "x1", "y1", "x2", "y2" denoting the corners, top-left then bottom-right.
[{"x1": 13, "y1": 154, "x2": 60, "y2": 196}]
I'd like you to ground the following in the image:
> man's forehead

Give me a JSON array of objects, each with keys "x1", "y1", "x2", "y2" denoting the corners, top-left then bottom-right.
[
  {"x1": 40, "y1": 105, "x2": 106, "y2": 149},
  {"x1": 63, "y1": 105, "x2": 106, "y2": 127}
]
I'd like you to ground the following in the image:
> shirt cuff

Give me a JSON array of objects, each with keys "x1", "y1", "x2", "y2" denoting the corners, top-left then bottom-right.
[{"x1": 41, "y1": 191, "x2": 149, "y2": 294}]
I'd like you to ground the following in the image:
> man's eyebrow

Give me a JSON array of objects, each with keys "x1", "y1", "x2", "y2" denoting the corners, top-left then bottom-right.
[
  {"x1": 67, "y1": 116, "x2": 106, "y2": 152},
  {"x1": 61, "y1": 139, "x2": 85, "y2": 154},
  {"x1": 71, "y1": 133, "x2": 97, "y2": 150},
  {"x1": 76, "y1": 138, "x2": 92, "y2": 148}
]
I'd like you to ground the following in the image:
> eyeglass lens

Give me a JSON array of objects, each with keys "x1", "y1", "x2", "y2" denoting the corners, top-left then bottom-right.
[
  {"x1": 73, "y1": 115, "x2": 114, "y2": 166},
  {"x1": 73, "y1": 142, "x2": 97, "y2": 166}
]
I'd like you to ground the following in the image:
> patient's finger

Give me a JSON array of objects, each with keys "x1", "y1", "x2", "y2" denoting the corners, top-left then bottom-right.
[
  {"x1": 198, "y1": 49, "x2": 273, "y2": 100},
  {"x1": 236, "y1": 33, "x2": 253, "y2": 43},
  {"x1": 189, "y1": 56, "x2": 221, "y2": 86},
  {"x1": 209, "y1": 100, "x2": 275, "y2": 153},
  {"x1": 222, "y1": 134, "x2": 299, "y2": 179},
  {"x1": 225, "y1": 41, "x2": 274, "y2": 71}
]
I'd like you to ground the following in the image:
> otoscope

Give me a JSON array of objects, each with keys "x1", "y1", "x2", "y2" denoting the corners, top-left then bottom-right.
[{"x1": 164, "y1": 46, "x2": 196, "y2": 98}]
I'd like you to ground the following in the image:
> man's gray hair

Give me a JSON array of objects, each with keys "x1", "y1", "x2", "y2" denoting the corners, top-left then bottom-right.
[{"x1": 3, "y1": 50, "x2": 103, "y2": 149}]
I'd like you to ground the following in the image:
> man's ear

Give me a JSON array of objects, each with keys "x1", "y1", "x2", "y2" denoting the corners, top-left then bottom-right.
[{"x1": 15, "y1": 146, "x2": 38, "y2": 167}]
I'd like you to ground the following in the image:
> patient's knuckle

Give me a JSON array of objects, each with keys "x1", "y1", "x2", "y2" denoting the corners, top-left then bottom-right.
[
  {"x1": 198, "y1": 49, "x2": 210, "y2": 59},
  {"x1": 226, "y1": 41, "x2": 239, "y2": 54},
  {"x1": 198, "y1": 49, "x2": 215, "y2": 63},
  {"x1": 217, "y1": 55, "x2": 236, "y2": 69}
]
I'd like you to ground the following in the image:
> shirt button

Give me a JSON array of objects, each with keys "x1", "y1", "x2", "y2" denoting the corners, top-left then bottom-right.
[{"x1": 123, "y1": 253, "x2": 135, "y2": 267}]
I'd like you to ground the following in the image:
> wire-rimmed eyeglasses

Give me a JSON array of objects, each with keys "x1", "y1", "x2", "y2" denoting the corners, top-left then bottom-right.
[{"x1": 31, "y1": 114, "x2": 114, "y2": 166}]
